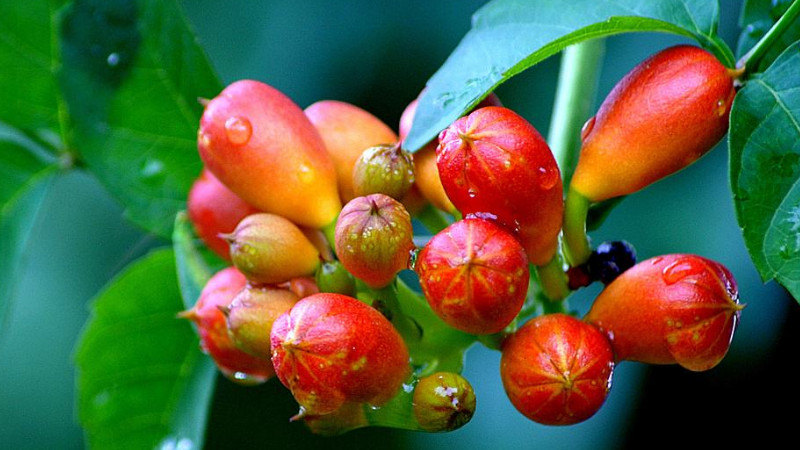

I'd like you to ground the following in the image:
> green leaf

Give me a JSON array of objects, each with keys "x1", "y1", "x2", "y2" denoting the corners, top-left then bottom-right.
[
  {"x1": 172, "y1": 210, "x2": 227, "y2": 310},
  {"x1": 403, "y1": 0, "x2": 732, "y2": 152},
  {"x1": 737, "y1": 0, "x2": 800, "y2": 73},
  {"x1": 730, "y1": 42, "x2": 800, "y2": 302},
  {"x1": 0, "y1": 0, "x2": 69, "y2": 144},
  {"x1": 59, "y1": 0, "x2": 222, "y2": 238},
  {"x1": 0, "y1": 127, "x2": 59, "y2": 332},
  {"x1": 75, "y1": 248, "x2": 217, "y2": 449}
]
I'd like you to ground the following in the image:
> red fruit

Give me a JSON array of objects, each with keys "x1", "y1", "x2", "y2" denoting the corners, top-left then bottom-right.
[
  {"x1": 436, "y1": 106, "x2": 563, "y2": 265},
  {"x1": 570, "y1": 45, "x2": 736, "y2": 202},
  {"x1": 584, "y1": 254, "x2": 743, "y2": 371},
  {"x1": 334, "y1": 194, "x2": 416, "y2": 289},
  {"x1": 197, "y1": 80, "x2": 340, "y2": 228},
  {"x1": 415, "y1": 218, "x2": 529, "y2": 335},
  {"x1": 187, "y1": 168, "x2": 260, "y2": 261},
  {"x1": 179, "y1": 266, "x2": 274, "y2": 385},
  {"x1": 500, "y1": 313, "x2": 615, "y2": 426},
  {"x1": 398, "y1": 93, "x2": 502, "y2": 215},
  {"x1": 270, "y1": 293, "x2": 411, "y2": 415}
]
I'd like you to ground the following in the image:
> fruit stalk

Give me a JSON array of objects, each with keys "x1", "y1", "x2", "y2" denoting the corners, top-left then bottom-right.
[{"x1": 737, "y1": 0, "x2": 800, "y2": 74}]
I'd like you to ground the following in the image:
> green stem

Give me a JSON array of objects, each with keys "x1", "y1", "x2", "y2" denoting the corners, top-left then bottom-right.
[
  {"x1": 547, "y1": 39, "x2": 606, "y2": 186},
  {"x1": 534, "y1": 255, "x2": 569, "y2": 301},
  {"x1": 563, "y1": 187, "x2": 592, "y2": 267},
  {"x1": 738, "y1": 0, "x2": 800, "y2": 74}
]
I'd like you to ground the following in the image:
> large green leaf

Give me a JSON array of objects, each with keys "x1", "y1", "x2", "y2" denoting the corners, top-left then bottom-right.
[
  {"x1": 75, "y1": 248, "x2": 217, "y2": 449},
  {"x1": 0, "y1": 0, "x2": 69, "y2": 144},
  {"x1": 0, "y1": 126, "x2": 59, "y2": 333},
  {"x1": 59, "y1": 0, "x2": 222, "y2": 238},
  {"x1": 403, "y1": 0, "x2": 732, "y2": 151},
  {"x1": 730, "y1": 42, "x2": 800, "y2": 302}
]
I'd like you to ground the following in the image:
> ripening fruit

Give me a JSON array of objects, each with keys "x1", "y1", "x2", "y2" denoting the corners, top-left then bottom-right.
[
  {"x1": 305, "y1": 99, "x2": 399, "y2": 203},
  {"x1": 415, "y1": 218, "x2": 529, "y2": 335},
  {"x1": 500, "y1": 313, "x2": 615, "y2": 426},
  {"x1": 570, "y1": 45, "x2": 736, "y2": 202},
  {"x1": 224, "y1": 213, "x2": 321, "y2": 285},
  {"x1": 223, "y1": 284, "x2": 300, "y2": 359},
  {"x1": 187, "y1": 168, "x2": 261, "y2": 261},
  {"x1": 398, "y1": 93, "x2": 502, "y2": 215},
  {"x1": 178, "y1": 266, "x2": 274, "y2": 385},
  {"x1": 584, "y1": 254, "x2": 743, "y2": 371},
  {"x1": 198, "y1": 79, "x2": 340, "y2": 228},
  {"x1": 334, "y1": 194, "x2": 416, "y2": 289},
  {"x1": 270, "y1": 293, "x2": 411, "y2": 415},
  {"x1": 412, "y1": 372, "x2": 476, "y2": 432},
  {"x1": 436, "y1": 106, "x2": 563, "y2": 265}
]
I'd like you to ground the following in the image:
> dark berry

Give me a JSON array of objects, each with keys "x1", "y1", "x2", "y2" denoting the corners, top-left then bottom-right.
[{"x1": 587, "y1": 240, "x2": 636, "y2": 285}]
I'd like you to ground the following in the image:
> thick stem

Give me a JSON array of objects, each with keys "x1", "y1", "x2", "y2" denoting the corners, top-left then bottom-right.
[
  {"x1": 563, "y1": 187, "x2": 592, "y2": 267},
  {"x1": 547, "y1": 39, "x2": 605, "y2": 186},
  {"x1": 738, "y1": 0, "x2": 800, "y2": 74}
]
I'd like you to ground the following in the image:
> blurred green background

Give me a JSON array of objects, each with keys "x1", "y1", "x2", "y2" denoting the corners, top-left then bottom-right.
[{"x1": 1, "y1": 1, "x2": 797, "y2": 449}]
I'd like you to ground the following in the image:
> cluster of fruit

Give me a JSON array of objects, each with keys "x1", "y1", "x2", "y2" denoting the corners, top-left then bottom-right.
[{"x1": 181, "y1": 44, "x2": 743, "y2": 432}]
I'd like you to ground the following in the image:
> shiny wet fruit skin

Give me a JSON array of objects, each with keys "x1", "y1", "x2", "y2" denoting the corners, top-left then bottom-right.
[
  {"x1": 584, "y1": 254, "x2": 742, "y2": 371},
  {"x1": 436, "y1": 106, "x2": 563, "y2": 265},
  {"x1": 270, "y1": 293, "x2": 411, "y2": 415},
  {"x1": 334, "y1": 194, "x2": 416, "y2": 289},
  {"x1": 398, "y1": 93, "x2": 502, "y2": 215},
  {"x1": 416, "y1": 217, "x2": 529, "y2": 335},
  {"x1": 198, "y1": 79, "x2": 340, "y2": 228},
  {"x1": 500, "y1": 313, "x2": 615, "y2": 426},
  {"x1": 570, "y1": 45, "x2": 737, "y2": 202}
]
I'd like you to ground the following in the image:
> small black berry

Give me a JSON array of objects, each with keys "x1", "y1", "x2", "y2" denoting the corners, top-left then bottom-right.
[{"x1": 587, "y1": 240, "x2": 637, "y2": 285}]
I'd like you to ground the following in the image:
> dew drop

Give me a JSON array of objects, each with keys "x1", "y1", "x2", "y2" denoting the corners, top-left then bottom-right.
[
  {"x1": 716, "y1": 99, "x2": 728, "y2": 117},
  {"x1": 467, "y1": 188, "x2": 478, "y2": 198},
  {"x1": 224, "y1": 116, "x2": 252, "y2": 146},
  {"x1": 580, "y1": 116, "x2": 596, "y2": 141},
  {"x1": 537, "y1": 165, "x2": 559, "y2": 190},
  {"x1": 107, "y1": 52, "x2": 120, "y2": 67},
  {"x1": 661, "y1": 258, "x2": 705, "y2": 285},
  {"x1": 298, "y1": 163, "x2": 314, "y2": 183}
]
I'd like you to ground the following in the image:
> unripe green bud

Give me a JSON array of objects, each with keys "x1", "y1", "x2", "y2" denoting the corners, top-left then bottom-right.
[
  {"x1": 315, "y1": 260, "x2": 357, "y2": 296},
  {"x1": 353, "y1": 143, "x2": 415, "y2": 200},
  {"x1": 413, "y1": 372, "x2": 476, "y2": 432}
]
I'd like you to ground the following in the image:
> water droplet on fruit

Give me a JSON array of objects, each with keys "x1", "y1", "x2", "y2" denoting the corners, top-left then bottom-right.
[
  {"x1": 298, "y1": 163, "x2": 314, "y2": 183},
  {"x1": 662, "y1": 258, "x2": 705, "y2": 285},
  {"x1": 537, "y1": 165, "x2": 558, "y2": 190},
  {"x1": 225, "y1": 116, "x2": 252, "y2": 145},
  {"x1": 580, "y1": 116, "x2": 596, "y2": 141},
  {"x1": 503, "y1": 159, "x2": 512, "y2": 168},
  {"x1": 716, "y1": 99, "x2": 728, "y2": 117},
  {"x1": 467, "y1": 188, "x2": 478, "y2": 198}
]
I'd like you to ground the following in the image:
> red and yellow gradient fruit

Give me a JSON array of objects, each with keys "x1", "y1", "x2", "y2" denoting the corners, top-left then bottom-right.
[
  {"x1": 415, "y1": 218, "x2": 529, "y2": 335},
  {"x1": 179, "y1": 266, "x2": 274, "y2": 385},
  {"x1": 436, "y1": 106, "x2": 563, "y2": 265},
  {"x1": 500, "y1": 313, "x2": 615, "y2": 426},
  {"x1": 198, "y1": 79, "x2": 340, "y2": 229},
  {"x1": 584, "y1": 254, "x2": 743, "y2": 371},
  {"x1": 224, "y1": 213, "x2": 321, "y2": 285},
  {"x1": 570, "y1": 45, "x2": 736, "y2": 202},
  {"x1": 270, "y1": 293, "x2": 411, "y2": 415},
  {"x1": 334, "y1": 194, "x2": 416, "y2": 289},
  {"x1": 187, "y1": 168, "x2": 260, "y2": 261},
  {"x1": 305, "y1": 100, "x2": 399, "y2": 203}
]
